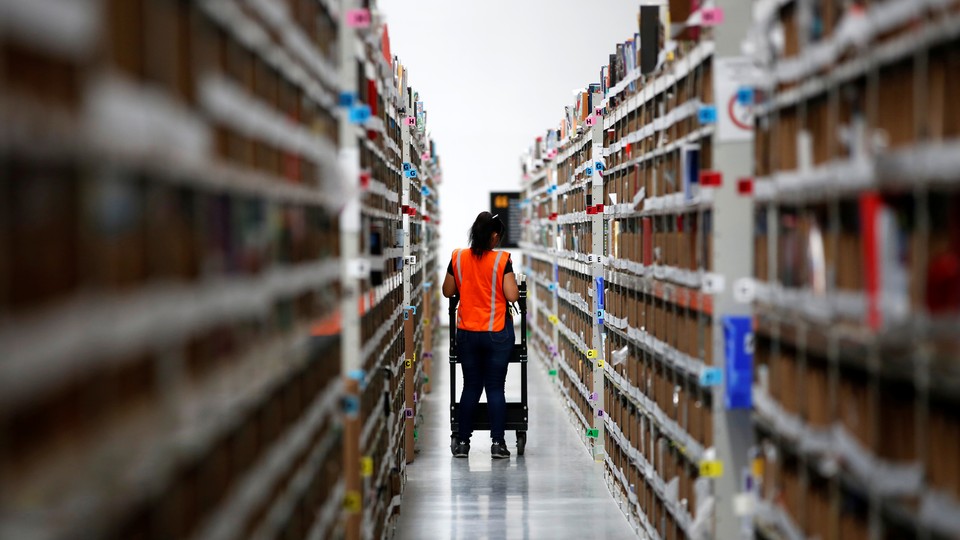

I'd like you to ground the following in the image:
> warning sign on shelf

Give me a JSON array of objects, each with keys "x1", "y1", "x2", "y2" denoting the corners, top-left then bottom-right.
[{"x1": 713, "y1": 57, "x2": 762, "y2": 142}]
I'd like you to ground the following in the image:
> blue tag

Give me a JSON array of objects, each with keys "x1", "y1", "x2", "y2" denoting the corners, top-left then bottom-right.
[
  {"x1": 737, "y1": 87, "x2": 754, "y2": 106},
  {"x1": 698, "y1": 105, "x2": 717, "y2": 124},
  {"x1": 407, "y1": 305, "x2": 417, "y2": 315},
  {"x1": 585, "y1": 167, "x2": 594, "y2": 176},
  {"x1": 548, "y1": 283, "x2": 557, "y2": 291},
  {"x1": 338, "y1": 92, "x2": 356, "y2": 107},
  {"x1": 699, "y1": 367, "x2": 723, "y2": 387},
  {"x1": 347, "y1": 369, "x2": 365, "y2": 381},
  {"x1": 343, "y1": 396, "x2": 360, "y2": 416},
  {"x1": 421, "y1": 186, "x2": 430, "y2": 196},
  {"x1": 597, "y1": 309, "x2": 605, "y2": 323},
  {"x1": 404, "y1": 169, "x2": 418, "y2": 178},
  {"x1": 403, "y1": 310, "x2": 409, "y2": 320},
  {"x1": 349, "y1": 104, "x2": 371, "y2": 123},
  {"x1": 723, "y1": 316, "x2": 754, "y2": 409},
  {"x1": 595, "y1": 162, "x2": 605, "y2": 172},
  {"x1": 402, "y1": 162, "x2": 412, "y2": 171}
]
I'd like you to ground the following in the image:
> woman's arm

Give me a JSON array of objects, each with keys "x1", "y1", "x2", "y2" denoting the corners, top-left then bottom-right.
[
  {"x1": 502, "y1": 272, "x2": 519, "y2": 302},
  {"x1": 442, "y1": 272, "x2": 458, "y2": 298}
]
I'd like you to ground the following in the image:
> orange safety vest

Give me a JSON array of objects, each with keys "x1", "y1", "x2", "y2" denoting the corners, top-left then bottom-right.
[{"x1": 450, "y1": 248, "x2": 510, "y2": 332}]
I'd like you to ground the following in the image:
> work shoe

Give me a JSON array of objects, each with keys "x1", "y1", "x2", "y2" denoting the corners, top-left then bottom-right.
[
  {"x1": 453, "y1": 440, "x2": 470, "y2": 458},
  {"x1": 491, "y1": 440, "x2": 511, "y2": 459}
]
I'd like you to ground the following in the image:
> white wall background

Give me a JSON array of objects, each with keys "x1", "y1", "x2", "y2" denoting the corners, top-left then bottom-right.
[{"x1": 379, "y1": 0, "x2": 641, "y2": 277}]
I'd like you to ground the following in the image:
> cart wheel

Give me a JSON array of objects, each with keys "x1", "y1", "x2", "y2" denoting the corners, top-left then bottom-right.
[{"x1": 516, "y1": 431, "x2": 527, "y2": 456}]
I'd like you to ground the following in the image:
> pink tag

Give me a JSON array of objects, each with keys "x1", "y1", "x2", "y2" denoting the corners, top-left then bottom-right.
[
  {"x1": 701, "y1": 7, "x2": 724, "y2": 25},
  {"x1": 421, "y1": 152, "x2": 430, "y2": 161},
  {"x1": 405, "y1": 117, "x2": 416, "y2": 126},
  {"x1": 594, "y1": 108, "x2": 603, "y2": 117},
  {"x1": 346, "y1": 9, "x2": 372, "y2": 28},
  {"x1": 585, "y1": 116, "x2": 596, "y2": 126}
]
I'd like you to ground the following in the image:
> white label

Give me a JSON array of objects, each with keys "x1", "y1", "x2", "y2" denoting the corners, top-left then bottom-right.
[
  {"x1": 348, "y1": 258, "x2": 371, "y2": 278},
  {"x1": 733, "y1": 493, "x2": 756, "y2": 516},
  {"x1": 703, "y1": 274, "x2": 726, "y2": 294},
  {"x1": 714, "y1": 57, "x2": 762, "y2": 142},
  {"x1": 733, "y1": 277, "x2": 756, "y2": 303}
]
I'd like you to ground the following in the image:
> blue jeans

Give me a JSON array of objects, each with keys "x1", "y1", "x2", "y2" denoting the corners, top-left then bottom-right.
[{"x1": 457, "y1": 323, "x2": 515, "y2": 442}]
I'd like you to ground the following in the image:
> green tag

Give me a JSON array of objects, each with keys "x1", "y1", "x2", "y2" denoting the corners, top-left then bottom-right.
[
  {"x1": 586, "y1": 428, "x2": 599, "y2": 438},
  {"x1": 549, "y1": 369, "x2": 558, "y2": 376},
  {"x1": 423, "y1": 376, "x2": 430, "y2": 383},
  {"x1": 414, "y1": 429, "x2": 419, "y2": 440}
]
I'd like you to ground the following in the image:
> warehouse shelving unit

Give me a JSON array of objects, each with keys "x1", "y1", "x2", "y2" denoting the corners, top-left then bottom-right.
[
  {"x1": 747, "y1": 1, "x2": 960, "y2": 539},
  {"x1": 520, "y1": 1, "x2": 758, "y2": 538},
  {"x1": 0, "y1": 1, "x2": 347, "y2": 539},
  {"x1": 0, "y1": 1, "x2": 441, "y2": 539},
  {"x1": 336, "y1": 1, "x2": 441, "y2": 538}
]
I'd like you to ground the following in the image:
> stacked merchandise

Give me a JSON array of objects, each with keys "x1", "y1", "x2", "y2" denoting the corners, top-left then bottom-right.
[
  {"x1": 0, "y1": 1, "x2": 443, "y2": 539},
  {"x1": 521, "y1": 1, "x2": 756, "y2": 538},
  {"x1": 748, "y1": 1, "x2": 960, "y2": 538},
  {"x1": 418, "y1": 141, "x2": 443, "y2": 399},
  {"x1": 0, "y1": 1, "x2": 346, "y2": 539}
]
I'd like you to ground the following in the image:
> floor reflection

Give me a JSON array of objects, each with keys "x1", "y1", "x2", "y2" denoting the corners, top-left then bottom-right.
[{"x1": 448, "y1": 456, "x2": 530, "y2": 540}]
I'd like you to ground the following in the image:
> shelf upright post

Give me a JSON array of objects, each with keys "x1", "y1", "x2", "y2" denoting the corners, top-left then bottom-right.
[
  {"x1": 401, "y1": 88, "x2": 416, "y2": 466},
  {"x1": 337, "y1": 0, "x2": 363, "y2": 537},
  {"x1": 589, "y1": 89, "x2": 607, "y2": 462},
  {"x1": 709, "y1": 0, "x2": 756, "y2": 537},
  {"x1": 549, "y1": 149, "x2": 560, "y2": 382}
]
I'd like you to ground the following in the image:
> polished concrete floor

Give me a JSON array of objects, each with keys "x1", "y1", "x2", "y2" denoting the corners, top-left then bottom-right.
[{"x1": 395, "y1": 328, "x2": 637, "y2": 540}]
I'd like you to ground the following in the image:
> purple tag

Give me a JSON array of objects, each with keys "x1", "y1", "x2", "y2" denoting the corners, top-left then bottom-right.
[{"x1": 404, "y1": 408, "x2": 414, "y2": 418}]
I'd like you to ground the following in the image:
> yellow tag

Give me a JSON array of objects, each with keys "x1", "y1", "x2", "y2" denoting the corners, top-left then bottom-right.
[
  {"x1": 667, "y1": 51, "x2": 675, "y2": 61},
  {"x1": 548, "y1": 315, "x2": 559, "y2": 325},
  {"x1": 343, "y1": 491, "x2": 361, "y2": 513},
  {"x1": 752, "y1": 457, "x2": 764, "y2": 479},
  {"x1": 413, "y1": 352, "x2": 417, "y2": 362},
  {"x1": 405, "y1": 359, "x2": 413, "y2": 369},
  {"x1": 424, "y1": 319, "x2": 429, "y2": 326},
  {"x1": 587, "y1": 349, "x2": 597, "y2": 359},
  {"x1": 361, "y1": 457, "x2": 373, "y2": 477},
  {"x1": 597, "y1": 358, "x2": 605, "y2": 368},
  {"x1": 700, "y1": 460, "x2": 724, "y2": 478}
]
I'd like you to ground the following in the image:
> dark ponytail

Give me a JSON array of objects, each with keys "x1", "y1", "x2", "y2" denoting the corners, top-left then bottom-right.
[{"x1": 469, "y1": 211, "x2": 504, "y2": 257}]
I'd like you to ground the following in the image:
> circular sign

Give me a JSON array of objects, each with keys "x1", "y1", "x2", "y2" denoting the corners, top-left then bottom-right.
[{"x1": 728, "y1": 95, "x2": 754, "y2": 131}]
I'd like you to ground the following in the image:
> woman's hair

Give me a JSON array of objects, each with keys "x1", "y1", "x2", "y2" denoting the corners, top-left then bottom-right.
[{"x1": 469, "y1": 211, "x2": 504, "y2": 257}]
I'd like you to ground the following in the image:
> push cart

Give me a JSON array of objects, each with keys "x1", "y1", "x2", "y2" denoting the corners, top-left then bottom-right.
[{"x1": 449, "y1": 280, "x2": 528, "y2": 456}]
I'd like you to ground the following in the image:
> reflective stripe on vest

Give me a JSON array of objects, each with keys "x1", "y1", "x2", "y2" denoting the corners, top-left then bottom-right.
[
  {"x1": 451, "y1": 249, "x2": 509, "y2": 332},
  {"x1": 489, "y1": 251, "x2": 504, "y2": 331}
]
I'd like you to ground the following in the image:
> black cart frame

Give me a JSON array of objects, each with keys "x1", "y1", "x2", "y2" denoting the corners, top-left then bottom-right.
[{"x1": 449, "y1": 281, "x2": 528, "y2": 455}]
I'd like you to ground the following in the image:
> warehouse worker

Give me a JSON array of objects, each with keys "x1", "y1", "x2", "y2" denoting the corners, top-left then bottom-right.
[{"x1": 442, "y1": 211, "x2": 520, "y2": 459}]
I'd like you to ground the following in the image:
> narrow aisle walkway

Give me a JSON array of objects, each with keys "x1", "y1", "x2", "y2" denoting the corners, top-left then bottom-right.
[{"x1": 396, "y1": 328, "x2": 636, "y2": 539}]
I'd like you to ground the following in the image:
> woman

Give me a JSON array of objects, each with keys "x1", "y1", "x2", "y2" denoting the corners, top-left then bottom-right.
[{"x1": 442, "y1": 212, "x2": 520, "y2": 459}]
